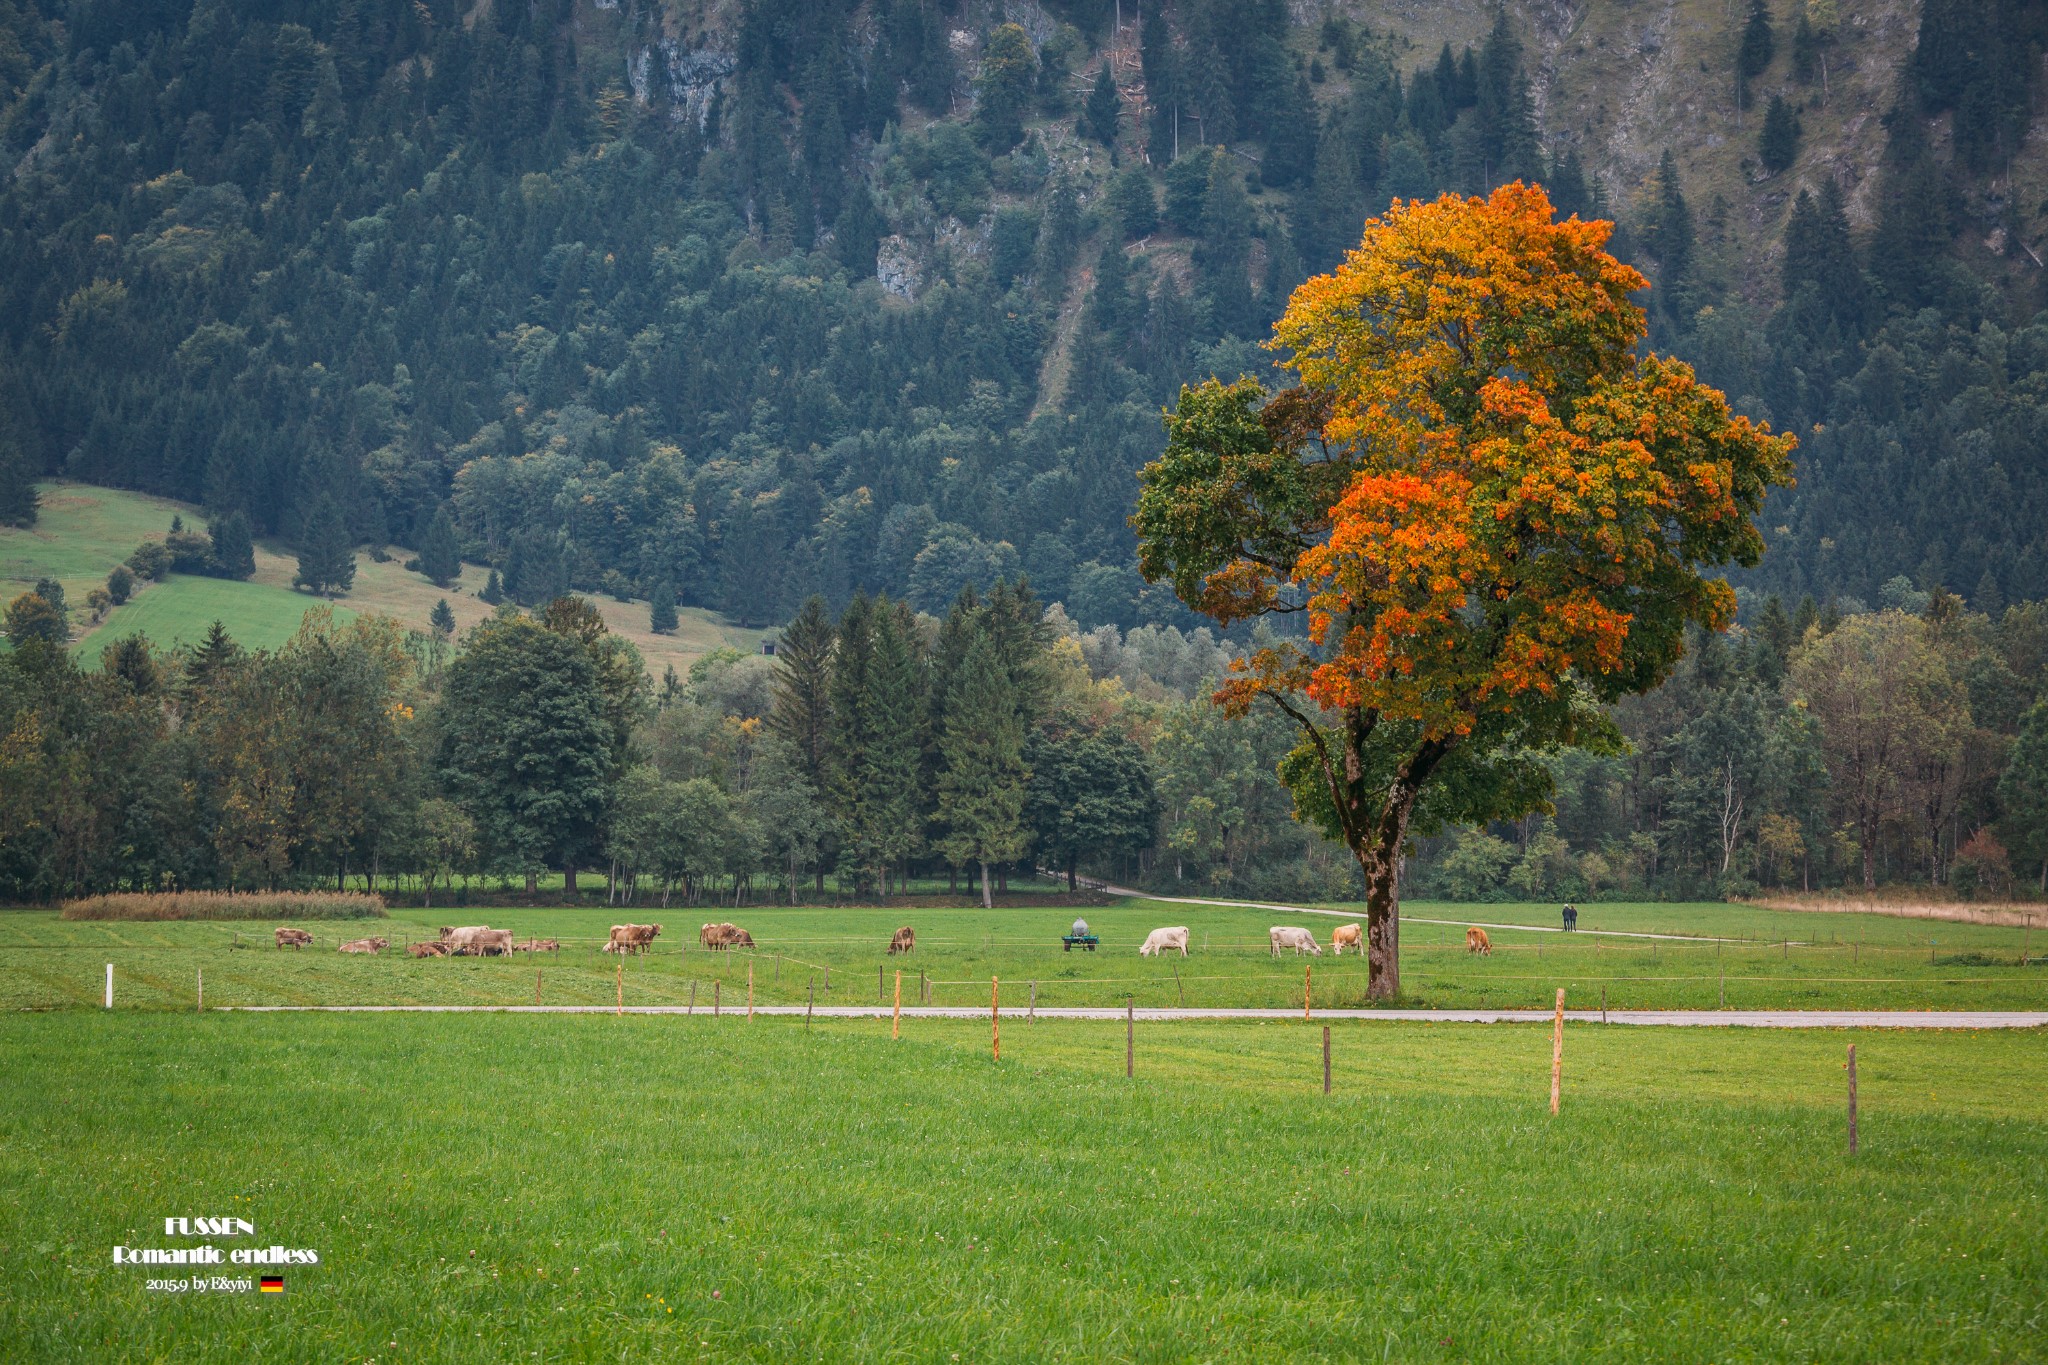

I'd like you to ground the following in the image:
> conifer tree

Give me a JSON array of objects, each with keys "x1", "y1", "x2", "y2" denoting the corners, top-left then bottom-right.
[
  {"x1": 1162, "y1": 148, "x2": 1213, "y2": 234},
  {"x1": 480, "y1": 569, "x2": 505, "y2": 606},
  {"x1": 771, "y1": 595, "x2": 838, "y2": 889},
  {"x1": 183, "y1": 621, "x2": 242, "y2": 700},
  {"x1": 431, "y1": 598, "x2": 457, "y2": 638},
  {"x1": 293, "y1": 495, "x2": 356, "y2": 597},
  {"x1": 0, "y1": 435, "x2": 35, "y2": 528},
  {"x1": 417, "y1": 504, "x2": 462, "y2": 586},
  {"x1": 976, "y1": 23, "x2": 1036, "y2": 152},
  {"x1": 1295, "y1": 112, "x2": 1363, "y2": 272},
  {"x1": 935, "y1": 623, "x2": 1029, "y2": 908},
  {"x1": 1195, "y1": 153, "x2": 1254, "y2": 334},
  {"x1": 1261, "y1": 72, "x2": 1317, "y2": 188},
  {"x1": 648, "y1": 580, "x2": 678, "y2": 634},
  {"x1": 1999, "y1": 701, "x2": 2048, "y2": 892},
  {"x1": 1758, "y1": 94, "x2": 1800, "y2": 174},
  {"x1": 1107, "y1": 165, "x2": 1158, "y2": 240},
  {"x1": 208, "y1": 510, "x2": 256, "y2": 580},
  {"x1": 1782, "y1": 179, "x2": 1866, "y2": 333},
  {"x1": 1737, "y1": 0, "x2": 1776, "y2": 109},
  {"x1": 1083, "y1": 62, "x2": 1120, "y2": 145},
  {"x1": 1646, "y1": 150, "x2": 1694, "y2": 313},
  {"x1": 1140, "y1": 3, "x2": 1179, "y2": 158}
]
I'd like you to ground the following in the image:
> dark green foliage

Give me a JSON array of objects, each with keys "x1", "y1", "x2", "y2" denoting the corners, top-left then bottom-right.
[
  {"x1": 934, "y1": 619, "x2": 1029, "y2": 902},
  {"x1": 208, "y1": 511, "x2": 256, "y2": 581},
  {"x1": 430, "y1": 599, "x2": 456, "y2": 638},
  {"x1": 293, "y1": 496, "x2": 355, "y2": 597},
  {"x1": 1790, "y1": 12, "x2": 1819, "y2": 84},
  {"x1": 827, "y1": 594, "x2": 926, "y2": 893},
  {"x1": 1737, "y1": 1, "x2": 1776, "y2": 109},
  {"x1": 977, "y1": 24, "x2": 1037, "y2": 153},
  {"x1": 416, "y1": 506, "x2": 461, "y2": 587},
  {"x1": 1163, "y1": 148, "x2": 1214, "y2": 234},
  {"x1": 1195, "y1": 154, "x2": 1254, "y2": 334},
  {"x1": 437, "y1": 613, "x2": 611, "y2": 883},
  {"x1": 479, "y1": 571, "x2": 505, "y2": 607},
  {"x1": 1082, "y1": 62, "x2": 1120, "y2": 145},
  {"x1": 1107, "y1": 166, "x2": 1158, "y2": 241},
  {"x1": 0, "y1": 435, "x2": 34, "y2": 527},
  {"x1": 1758, "y1": 95, "x2": 1800, "y2": 174},
  {"x1": 1025, "y1": 727, "x2": 1161, "y2": 887},
  {"x1": 105, "y1": 565, "x2": 134, "y2": 606},
  {"x1": 32, "y1": 577, "x2": 64, "y2": 619},
  {"x1": 1645, "y1": 151, "x2": 1694, "y2": 315},
  {"x1": 648, "y1": 581, "x2": 678, "y2": 635}
]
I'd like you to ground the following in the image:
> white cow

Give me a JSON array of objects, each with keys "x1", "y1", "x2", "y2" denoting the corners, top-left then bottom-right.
[
  {"x1": 1269, "y1": 925, "x2": 1322, "y2": 957},
  {"x1": 1138, "y1": 926, "x2": 1190, "y2": 957}
]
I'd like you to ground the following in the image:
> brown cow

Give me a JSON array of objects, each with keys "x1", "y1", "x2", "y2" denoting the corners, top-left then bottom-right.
[
  {"x1": 698, "y1": 922, "x2": 752, "y2": 950},
  {"x1": 513, "y1": 938, "x2": 560, "y2": 954},
  {"x1": 338, "y1": 936, "x2": 389, "y2": 954},
  {"x1": 607, "y1": 923, "x2": 661, "y2": 955},
  {"x1": 1466, "y1": 926, "x2": 1492, "y2": 956},
  {"x1": 1330, "y1": 923, "x2": 1363, "y2": 956},
  {"x1": 887, "y1": 926, "x2": 915, "y2": 955},
  {"x1": 274, "y1": 927, "x2": 313, "y2": 950},
  {"x1": 407, "y1": 941, "x2": 450, "y2": 958}
]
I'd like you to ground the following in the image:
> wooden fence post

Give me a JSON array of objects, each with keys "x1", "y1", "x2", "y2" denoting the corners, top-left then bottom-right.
[
  {"x1": 714, "y1": 979, "x2": 721, "y2": 1017},
  {"x1": 688, "y1": 980, "x2": 696, "y2": 1014},
  {"x1": 1304, "y1": 963, "x2": 1312, "y2": 1020},
  {"x1": 880, "y1": 964, "x2": 885, "y2": 1004},
  {"x1": 992, "y1": 977, "x2": 1000, "y2": 1062},
  {"x1": 1322, "y1": 1025, "x2": 1331, "y2": 1095},
  {"x1": 748, "y1": 962, "x2": 755, "y2": 1021},
  {"x1": 615, "y1": 960, "x2": 623, "y2": 1016},
  {"x1": 1719, "y1": 964, "x2": 1724, "y2": 1010},
  {"x1": 1549, "y1": 988, "x2": 1565, "y2": 1115},
  {"x1": 1029, "y1": 980, "x2": 1036, "y2": 1022},
  {"x1": 1600, "y1": 985, "x2": 1607, "y2": 1024},
  {"x1": 197, "y1": 968, "x2": 202, "y2": 1013},
  {"x1": 1126, "y1": 995, "x2": 1134, "y2": 1078},
  {"x1": 535, "y1": 970, "x2": 542, "y2": 1007},
  {"x1": 806, "y1": 978, "x2": 813, "y2": 1030},
  {"x1": 1846, "y1": 1043, "x2": 1858, "y2": 1154},
  {"x1": 2024, "y1": 914, "x2": 2032, "y2": 968},
  {"x1": 105, "y1": 963, "x2": 112, "y2": 1010},
  {"x1": 893, "y1": 970, "x2": 901, "y2": 1040}
]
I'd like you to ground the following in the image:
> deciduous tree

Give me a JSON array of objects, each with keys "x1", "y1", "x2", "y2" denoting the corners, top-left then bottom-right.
[{"x1": 1135, "y1": 184, "x2": 1795, "y2": 997}]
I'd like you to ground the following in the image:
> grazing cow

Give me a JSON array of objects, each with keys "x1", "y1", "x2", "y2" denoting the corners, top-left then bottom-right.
[
  {"x1": 274, "y1": 927, "x2": 313, "y2": 950},
  {"x1": 1330, "y1": 923, "x2": 1364, "y2": 956},
  {"x1": 726, "y1": 926, "x2": 756, "y2": 949},
  {"x1": 338, "y1": 936, "x2": 389, "y2": 954},
  {"x1": 470, "y1": 928, "x2": 516, "y2": 957},
  {"x1": 439, "y1": 925, "x2": 496, "y2": 955},
  {"x1": 698, "y1": 922, "x2": 752, "y2": 950},
  {"x1": 407, "y1": 940, "x2": 450, "y2": 958},
  {"x1": 1269, "y1": 925, "x2": 1322, "y2": 957},
  {"x1": 1138, "y1": 926, "x2": 1190, "y2": 957},
  {"x1": 1466, "y1": 927, "x2": 1492, "y2": 956},
  {"x1": 607, "y1": 923, "x2": 661, "y2": 955},
  {"x1": 887, "y1": 926, "x2": 916, "y2": 955}
]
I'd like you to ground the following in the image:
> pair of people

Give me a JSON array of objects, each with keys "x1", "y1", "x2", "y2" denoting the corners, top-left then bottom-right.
[{"x1": 1561, "y1": 903, "x2": 1579, "y2": 932}]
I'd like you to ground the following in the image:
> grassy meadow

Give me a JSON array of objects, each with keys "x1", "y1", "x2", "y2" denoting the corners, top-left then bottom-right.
[
  {"x1": 0, "y1": 1010, "x2": 2041, "y2": 1362},
  {"x1": 3, "y1": 898, "x2": 2043, "y2": 1013},
  {"x1": 1, "y1": 482, "x2": 765, "y2": 673}
]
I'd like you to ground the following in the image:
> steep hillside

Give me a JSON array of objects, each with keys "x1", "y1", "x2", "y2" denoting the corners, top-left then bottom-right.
[{"x1": 1, "y1": 0, "x2": 2044, "y2": 628}]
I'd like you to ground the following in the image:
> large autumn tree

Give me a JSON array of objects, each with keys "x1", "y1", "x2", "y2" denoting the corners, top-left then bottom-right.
[{"x1": 1134, "y1": 184, "x2": 1796, "y2": 998}]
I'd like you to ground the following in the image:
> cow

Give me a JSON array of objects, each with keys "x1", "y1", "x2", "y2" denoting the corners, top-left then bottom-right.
[
  {"x1": 439, "y1": 925, "x2": 495, "y2": 955},
  {"x1": 607, "y1": 924, "x2": 661, "y2": 955},
  {"x1": 1466, "y1": 926, "x2": 1492, "y2": 956},
  {"x1": 338, "y1": 936, "x2": 388, "y2": 955},
  {"x1": 1330, "y1": 923, "x2": 1364, "y2": 956},
  {"x1": 513, "y1": 937, "x2": 560, "y2": 954},
  {"x1": 726, "y1": 926, "x2": 755, "y2": 949},
  {"x1": 407, "y1": 941, "x2": 450, "y2": 958},
  {"x1": 1269, "y1": 925, "x2": 1321, "y2": 957},
  {"x1": 470, "y1": 928, "x2": 516, "y2": 957},
  {"x1": 274, "y1": 927, "x2": 313, "y2": 950},
  {"x1": 1138, "y1": 926, "x2": 1189, "y2": 957},
  {"x1": 887, "y1": 926, "x2": 916, "y2": 955},
  {"x1": 698, "y1": 922, "x2": 752, "y2": 950}
]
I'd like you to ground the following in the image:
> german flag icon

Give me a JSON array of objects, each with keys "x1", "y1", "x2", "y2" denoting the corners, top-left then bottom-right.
[{"x1": 259, "y1": 1276, "x2": 284, "y2": 1294}]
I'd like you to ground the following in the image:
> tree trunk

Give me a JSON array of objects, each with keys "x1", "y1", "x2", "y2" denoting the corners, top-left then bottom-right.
[
  {"x1": 1066, "y1": 854, "x2": 1077, "y2": 891},
  {"x1": 564, "y1": 865, "x2": 578, "y2": 895},
  {"x1": 525, "y1": 870, "x2": 538, "y2": 896},
  {"x1": 980, "y1": 860, "x2": 993, "y2": 910}
]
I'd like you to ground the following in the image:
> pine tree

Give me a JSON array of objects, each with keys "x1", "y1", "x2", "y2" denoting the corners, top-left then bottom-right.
[
  {"x1": 1108, "y1": 165, "x2": 1159, "y2": 240},
  {"x1": 770, "y1": 595, "x2": 837, "y2": 886},
  {"x1": 648, "y1": 580, "x2": 678, "y2": 634},
  {"x1": 935, "y1": 623, "x2": 1029, "y2": 908},
  {"x1": 976, "y1": 23, "x2": 1036, "y2": 152},
  {"x1": 1737, "y1": 0, "x2": 1776, "y2": 109},
  {"x1": 33, "y1": 577, "x2": 65, "y2": 618},
  {"x1": 431, "y1": 598, "x2": 457, "y2": 637},
  {"x1": 1546, "y1": 148, "x2": 1591, "y2": 220},
  {"x1": 208, "y1": 510, "x2": 256, "y2": 580},
  {"x1": 1140, "y1": 3, "x2": 1179, "y2": 159},
  {"x1": 417, "y1": 504, "x2": 462, "y2": 586},
  {"x1": 1163, "y1": 148, "x2": 1213, "y2": 234},
  {"x1": 1758, "y1": 94, "x2": 1800, "y2": 174},
  {"x1": 1083, "y1": 62, "x2": 1120, "y2": 145},
  {"x1": 0, "y1": 435, "x2": 35, "y2": 528},
  {"x1": 183, "y1": 621, "x2": 242, "y2": 699},
  {"x1": 480, "y1": 569, "x2": 505, "y2": 606},
  {"x1": 1790, "y1": 11, "x2": 1818, "y2": 84},
  {"x1": 1295, "y1": 111, "x2": 1363, "y2": 272},
  {"x1": 292, "y1": 495, "x2": 356, "y2": 597},
  {"x1": 1195, "y1": 152, "x2": 1254, "y2": 334},
  {"x1": 1999, "y1": 700, "x2": 2048, "y2": 892},
  {"x1": 1782, "y1": 179, "x2": 1867, "y2": 333},
  {"x1": 1647, "y1": 150, "x2": 1694, "y2": 313},
  {"x1": 1260, "y1": 72, "x2": 1317, "y2": 188}
]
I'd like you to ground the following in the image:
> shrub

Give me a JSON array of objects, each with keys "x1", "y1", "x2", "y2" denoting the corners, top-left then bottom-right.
[
  {"x1": 166, "y1": 528, "x2": 215, "y2": 573},
  {"x1": 60, "y1": 891, "x2": 387, "y2": 921},
  {"x1": 126, "y1": 540, "x2": 172, "y2": 580},
  {"x1": 106, "y1": 563, "x2": 134, "y2": 603}
]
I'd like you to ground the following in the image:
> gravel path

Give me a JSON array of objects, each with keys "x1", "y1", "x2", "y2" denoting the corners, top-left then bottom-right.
[
  {"x1": 214, "y1": 1005, "x2": 2048, "y2": 1028},
  {"x1": 1102, "y1": 886, "x2": 1762, "y2": 943}
]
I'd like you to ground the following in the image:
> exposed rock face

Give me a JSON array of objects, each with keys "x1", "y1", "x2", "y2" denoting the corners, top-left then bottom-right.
[
  {"x1": 629, "y1": 41, "x2": 735, "y2": 129},
  {"x1": 876, "y1": 235, "x2": 922, "y2": 300}
]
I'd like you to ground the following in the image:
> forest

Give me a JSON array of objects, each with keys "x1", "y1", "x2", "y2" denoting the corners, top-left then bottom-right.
[{"x1": 3, "y1": 1, "x2": 2048, "y2": 903}]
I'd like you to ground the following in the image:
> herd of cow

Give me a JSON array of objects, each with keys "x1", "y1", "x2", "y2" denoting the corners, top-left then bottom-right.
[{"x1": 273, "y1": 919, "x2": 1500, "y2": 959}]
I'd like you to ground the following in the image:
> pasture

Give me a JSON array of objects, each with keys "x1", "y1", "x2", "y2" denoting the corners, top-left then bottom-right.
[
  {"x1": 1, "y1": 482, "x2": 764, "y2": 673},
  {"x1": 0, "y1": 1010, "x2": 2042, "y2": 1362},
  {"x1": 2, "y1": 898, "x2": 2043, "y2": 1014}
]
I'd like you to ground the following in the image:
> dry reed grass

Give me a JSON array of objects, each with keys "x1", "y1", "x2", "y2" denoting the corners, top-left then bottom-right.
[
  {"x1": 1739, "y1": 893, "x2": 2045, "y2": 929},
  {"x1": 59, "y1": 891, "x2": 387, "y2": 921}
]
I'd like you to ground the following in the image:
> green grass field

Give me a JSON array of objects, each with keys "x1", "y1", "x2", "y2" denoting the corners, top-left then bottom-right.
[
  {"x1": 3, "y1": 898, "x2": 2043, "y2": 1014},
  {"x1": 0, "y1": 1011, "x2": 2041, "y2": 1361},
  {"x1": 2, "y1": 482, "x2": 765, "y2": 672}
]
